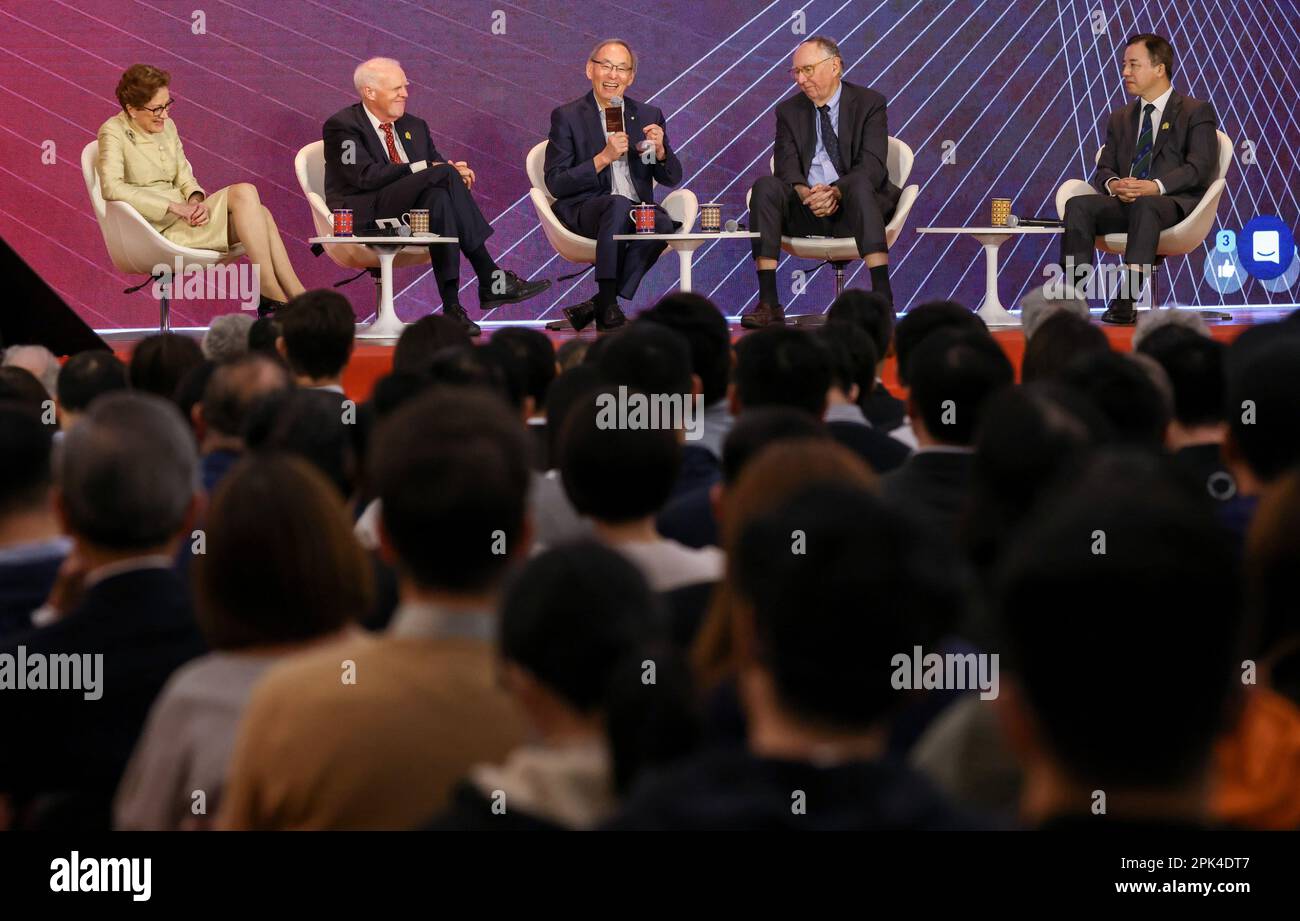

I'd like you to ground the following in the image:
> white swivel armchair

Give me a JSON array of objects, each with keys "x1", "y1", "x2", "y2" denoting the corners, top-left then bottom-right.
[
  {"x1": 745, "y1": 136, "x2": 921, "y2": 299},
  {"x1": 525, "y1": 141, "x2": 698, "y2": 325},
  {"x1": 83, "y1": 139, "x2": 246, "y2": 332},
  {"x1": 294, "y1": 140, "x2": 431, "y2": 316},
  {"x1": 1054, "y1": 130, "x2": 1232, "y2": 307}
]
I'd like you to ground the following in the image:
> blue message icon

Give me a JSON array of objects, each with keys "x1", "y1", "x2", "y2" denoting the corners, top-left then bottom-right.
[{"x1": 1238, "y1": 216, "x2": 1295, "y2": 282}]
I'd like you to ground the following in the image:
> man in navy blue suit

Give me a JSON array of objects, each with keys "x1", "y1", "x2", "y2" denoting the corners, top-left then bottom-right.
[
  {"x1": 544, "y1": 39, "x2": 684, "y2": 332},
  {"x1": 324, "y1": 57, "x2": 550, "y2": 336}
]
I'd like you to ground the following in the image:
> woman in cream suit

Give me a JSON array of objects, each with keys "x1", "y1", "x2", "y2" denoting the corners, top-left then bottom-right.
[{"x1": 97, "y1": 64, "x2": 305, "y2": 314}]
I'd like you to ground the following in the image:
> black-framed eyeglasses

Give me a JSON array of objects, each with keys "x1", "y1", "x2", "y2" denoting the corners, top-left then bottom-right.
[
  {"x1": 590, "y1": 59, "x2": 633, "y2": 76},
  {"x1": 789, "y1": 56, "x2": 835, "y2": 80},
  {"x1": 136, "y1": 99, "x2": 176, "y2": 116}
]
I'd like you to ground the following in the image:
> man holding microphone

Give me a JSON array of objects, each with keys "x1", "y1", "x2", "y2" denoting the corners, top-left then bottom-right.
[{"x1": 543, "y1": 39, "x2": 683, "y2": 331}]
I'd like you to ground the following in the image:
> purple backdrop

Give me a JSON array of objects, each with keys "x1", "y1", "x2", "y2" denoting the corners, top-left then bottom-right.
[{"x1": 2, "y1": 0, "x2": 1297, "y2": 330}]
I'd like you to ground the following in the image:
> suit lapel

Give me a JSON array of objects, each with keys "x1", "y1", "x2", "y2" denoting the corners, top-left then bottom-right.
[
  {"x1": 1149, "y1": 91, "x2": 1181, "y2": 163},
  {"x1": 837, "y1": 82, "x2": 857, "y2": 169},
  {"x1": 395, "y1": 114, "x2": 422, "y2": 160},
  {"x1": 587, "y1": 91, "x2": 612, "y2": 192},
  {"x1": 801, "y1": 96, "x2": 817, "y2": 177},
  {"x1": 352, "y1": 104, "x2": 387, "y2": 165}
]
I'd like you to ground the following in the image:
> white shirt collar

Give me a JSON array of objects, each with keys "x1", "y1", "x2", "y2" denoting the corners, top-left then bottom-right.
[
  {"x1": 1140, "y1": 85, "x2": 1174, "y2": 116},
  {"x1": 362, "y1": 104, "x2": 391, "y2": 132},
  {"x1": 84, "y1": 554, "x2": 173, "y2": 589}
]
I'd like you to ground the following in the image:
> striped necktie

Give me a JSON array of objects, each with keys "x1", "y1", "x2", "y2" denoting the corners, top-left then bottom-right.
[
  {"x1": 818, "y1": 104, "x2": 845, "y2": 175},
  {"x1": 1130, "y1": 103, "x2": 1156, "y2": 180}
]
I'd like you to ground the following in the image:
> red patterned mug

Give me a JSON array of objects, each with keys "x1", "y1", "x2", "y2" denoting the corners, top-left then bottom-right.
[{"x1": 628, "y1": 203, "x2": 657, "y2": 234}]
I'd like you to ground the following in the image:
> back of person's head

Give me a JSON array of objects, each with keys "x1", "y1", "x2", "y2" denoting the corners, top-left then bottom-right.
[
  {"x1": 1227, "y1": 337, "x2": 1300, "y2": 483},
  {"x1": 638, "y1": 293, "x2": 731, "y2": 406},
  {"x1": 1132, "y1": 307, "x2": 1210, "y2": 351},
  {"x1": 500, "y1": 539, "x2": 660, "y2": 713},
  {"x1": 996, "y1": 451, "x2": 1243, "y2": 789},
  {"x1": 57, "y1": 351, "x2": 127, "y2": 415},
  {"x1": 735, "y1": 484, "x2": 963, "y2": 730},
  {"x1": 816, "y1": 324, "x2": 878, "y2": 401},
  {"x1": 245, "y1": 389, "x2": 358, "y2": 498},
  {"x1": 827, "y1": 288, "x2": 894, "y2": 362},
  {"x1": 560, "y1": 386, "x2": 680, "y2": 523},
  {"x1": 490, "y1": 327, "x2": 557, "y2": 412},
  {"x1": 391, "y1": 314, "x2": 471, "y2": 374},
  {"x1": 426, "y1": 344, "x2": 516, "y2": 407},
  {"x1": 173, "y1": 361, "x2": 216, "y2": 439},
  {"x1": 370, "y1": 370, "x2": 431, "y2": 420},
  {"x1": 201, "y1": 353, "x2": 293, "y2": 439},
  {"x1": 556, "y1": 338, "x2": 590, "y2": 372},
  {"x1": 722, "y1": 407, "x2": 829, "y2": 484},
  {"x1": 194, "y1": 454, "x2": 371, "y2": 649},
  {"x1": 1138, "y1": 330, "x2": 1225, "y2": 428},
  {"x1": 907, "y1": 330, "x2": 1014, "y2": 446},
  {"x1": 201, "y1": 313, "x2": 256, "y2": 362},
  {"x1": 0, "y1": 367, "x2": 50, "y2": 412},
  {"x1": 371, "y1": 387, "x2": 530, "y2": 592},
  {"x1": 129, "y1": 333, "x2": 204, "y2": 399},
  {"x1": 476, "y1": 339, "x2": 529, "y2": 412},
  {"x1": 248, "y1": 316, "x2": 282, "y2": 356},
  {"x1": 595, "y1": 322, "x2": 694, "y2": 397},
  {"x1": 893, "y1": 300, "x2": 986, "y2": 386},
  {"x1": 1018, "y1": 282, "x2": 1089, "y2": 341},
  {"x1": 2, "y1": 344, "x2": 60, "y2": 397},
  {"x1": 59, "y1": 391, "x2": 198, "y2": 550},
  {"x1": 1059, "y1": 350, "x2": 1169, "y2": 448},
  {"x1": 277, "y1": 289, "x2": 356, "y2": 380},
  {"x1": 544, "y1": 362, "x2": 607, "y2": 468},
  {"x1": 1245, "y1": 469, "x2": 1300, "y2": 663},
  {"x1": 733, "y1": 327, "x2": 831, "y2": 417},
  {"x1": 0, "y1": 400, "x2": 54, "y2": 519},
  {"x1": 1020, "y1": 311, "x2": 1110, "y2": 383}
]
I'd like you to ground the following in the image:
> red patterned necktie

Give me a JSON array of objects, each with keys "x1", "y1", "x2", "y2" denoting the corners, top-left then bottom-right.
[{"x1": 380, "y1": 122, "x2": 401, "y2": 164}]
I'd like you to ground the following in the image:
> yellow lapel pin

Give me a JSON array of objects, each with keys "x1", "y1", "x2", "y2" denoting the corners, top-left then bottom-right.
[
  {"x1": 404, "y1": 131, "x2": 411, "y2": 140},
  {"x1": 1161, "y1": 122, "x2": 1170, "y2": 130}
]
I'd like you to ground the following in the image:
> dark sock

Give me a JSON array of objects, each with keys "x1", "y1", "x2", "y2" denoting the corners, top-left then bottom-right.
[
  {"x1": 869, "y1": 264, "x2": 893, "y2": 303},
  {"x1": 438, "y1": 275, "x2": 461, "y2": 309},
  {"x1": 467, "y1": 246, "x2": 499, "y2": 287},
  {"x1": 595, "y1": 279, "x2": 618, "y2": 308},
  {"x1": 1125, "y1": 268, "x2": 1146, "y2": 303},
  {"x1": 757, "y1": 269, "x2": 779, "y2": 305}
]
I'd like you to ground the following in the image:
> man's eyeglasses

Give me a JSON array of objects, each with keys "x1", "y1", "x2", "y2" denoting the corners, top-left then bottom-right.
[
  {"x1": 136, "y1": 100, "x2": 176, "y2": 116},
  {"x1": 789, "y1": 56, "x2": 835, "y2": 80},
  {"x1": 590, "y1": 59, "x2": 633, "y2": 76}
]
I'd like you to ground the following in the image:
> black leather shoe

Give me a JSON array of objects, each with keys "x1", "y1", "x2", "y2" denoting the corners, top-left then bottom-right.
[
  {"x1": 740, "y1": 301, "x2": 785, "y2": 329},
  {"x1": 444, "y1": 302, "x2": 482, "y2": 337},
  {"x1": 562, "y1": 298, "x2": 597, "y2": 331},
  {"x1": 595, "y1": 302, "x2": 627, "y2": 332},
  {"x1": 478, "y1": 270, "x2": 551, "y2": 310},
  {"x1": 1100, "y1": 298, "x2": 1136, "y2": 325},
  {"x1": 257, "y1": 296, "x2": 286, "y2": 319}
]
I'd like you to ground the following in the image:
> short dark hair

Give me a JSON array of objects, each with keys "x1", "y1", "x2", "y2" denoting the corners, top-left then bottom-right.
[
  {"x1": 827, "y1": 288, "x2": 894, "y2": 360},
  {"x1": 1021, "y1": 311, "x2": 1110, "y2": 383},
  {"x1": 248, "y1": 317, "x2": 282, "y2": 356},
  {"x1": 277, "y1": 289, "x2": 356, "y2": 380},
  {"x1": 721, "y1": 406, "x2": 829, "y2": 484},
  {"x1": 0, "y1": 401, "x2": 53, "y2": 516},
  {"x1": 194, "y1": 455, "x2": 371, "y2": 649},
  {"x1": 908, "y1": 330, "x2": 1014, "y2": 445},
  {"x1": 201, "y1": 353, "x2": 292, "y2": 437},
  {"x1": 1138, "y1": 330, "x2": 1225, "y2": 427},
  {"x1": 372, "y1": 388, "x2": 530, "y2": 591},
  {"x1": 556, "y1": 338, "x2": 589, "y2": 372},
  {"x1": 544, "y1": 362, "x2": 606, "y2": 468},
  {"x1": 733, "y1": 327, "x2": 831, "y2": 417},
  {"x1": 370, "y1": 371, "x2": 431, "y2": 421},
  {"x1": 173, "y1": 360, "x2": 216, "y2": 432},
  {"x1": 893, "y1": 300, "x2": 987, "y2": 386},
  {"x1": 500, "y1": 540, "x2": 659, "y2": 713},
  {"x1": 595, "y1": 322, "x2": 694, "y2": 398},
  {"x1": 816, "y1": 323, "x2": 879, "y2": 398},
  {"x1": 1125, "y1": 33, "x2": 1175, "y2": 81},
  {"x1": 129, "y1": 333, "x2": 205, "y2": 401},
  {"x1": 638, "y1": 293, "x2": 731, "y2": 406},
  {"x1": 1060, "y1": 351, "x2": 1170, "y2": 448},
  {"x1": 427, "y1": 344, "x2": 517, "y2": 408},
  {"x1": 245, "y1": 389, "x2": 358, "y2": 498},
  {"x1": 391, "y1": 314, "x2": 471, "y2": 375},
  {"x1": 560, "y1": 386, "x2": 680, "y2": 523},
  {"x1": 490, "y1": 327, "x2": 556, "y2": 410},
  {"x1": 57, "y1": 351, "x2": 127, "y2": 413},
  {"x1": 0, "y1": 367, "x2": 49, "y2": 412},
  {"x1": 1227, "y1": 337, "x2": 1300, "y2": 482},
  {"x1": 736, "y1": 484, "x2": 963, "y2": 730},
  {"x1": 997, "y1": 451, "x2": 1242, "y2": 787}
]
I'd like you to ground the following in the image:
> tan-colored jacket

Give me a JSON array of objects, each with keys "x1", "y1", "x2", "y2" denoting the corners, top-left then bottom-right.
[{"x1": 96, "y1": 111, "x2": 204, "y2": 233}]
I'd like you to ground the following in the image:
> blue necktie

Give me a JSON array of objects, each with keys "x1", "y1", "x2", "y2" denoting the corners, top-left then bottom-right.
[{"x1": 1130, "y1": 103, "x2": 1156, "y2": 180}]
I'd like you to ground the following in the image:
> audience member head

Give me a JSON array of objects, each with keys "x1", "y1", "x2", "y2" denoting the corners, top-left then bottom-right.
[
  {"x1": 595, "y1": 321, "x2": 696, "y2": 400},
  {"x1": 197, "y1": 353, "x2": 293, "y2": 448},
  {"x1": 544, "y1": 362, "x2": 606, "y2": 469},
  {"x1": 2, "y1": 344, "x2": 60, "y2": 398},
  {"x1": 1059, "y1": 350, "x2": 1170, "y2": 448},
  {"x1": 556, "y1": 338, "x2": 590, "y2": 372},
  {"x1": 732, "y1": 327, "x2": 831, "y2": 418},
  {"x1": 245, "y1": 389, "x2": 359, "y2": 499},
  {"x1": 194, "y1": 454, "x2": 371, "y2": 650},
  {"x1": 57, "y1": 392, "x2": 199, "y2": 554},
  {"x1": 906, "y1": 330, "x2": 1014, "y2": 447},
  {"x1": 129, "y1": 333, "x2": 204, "y2": 400},
  {"x1": 893, "y1": 300, "x2": 986, "y2": 386},
  {"x1": 1138, "y1": 330, "x2": 1226, "y2": 444},
  {"x1": 490, "y1": 327, "x2": 557, "y2": 416},
  {"x1": 1226, "y1": 337, "x2": 1300, "y2": 488},
  {"x1": 1245, "y1": 470, "x2": 1300, "y2": 670},
  {"x1": 371, "y1": 388, "x2": 531, "y2": 595},
  {"x1": 173, "y1": 360, "x2": 216, "y2": 440},
  {"x1": 427, "y1": 344, "x2": 517, "y2": 408},
  {"x1": 720, "y1": 407, "x2": 830, "y2": 485},
  {"x1": 201, "y1": 313, "x2": 256, "y2": 362},
  {"x1": 1132, "y1": 307, "x2": 1210, "y2": 350},
  {"x1": 275, "y1": 289, "x2": 355, "y2": 385},
  {"x1": 638, "y1": 293, "x2": 731, "y2": 407},
  {"x1": 370, "y1": 370, "x2": 431, "y2": 421},
  {"x1": 0, "y1": 367, "x2": 50, "y2": 412},
  {"x1": 57, "y1": 351, "x2": 127, "y2": 427},
  {"x1": 0, "y1": 400, "x2": 55, "y2": 532},
  {"x1": 1020, "y1": 311, "x2": 1110, "y2": 383},
  {"x1": 816, "y1": 324, "x2": 878, "y2": 406},
  {"x1": 827, "y1": 287, "x2": 894, "y2": 367},
  {"x1": 248, "y1": 316, "x2": 282, "y2": 356},
  {"x1": 1018, "y1": 281, "x2": 1089, "y2": 341},
  {"x1": 391, "y1": 314, "x2": 471, "y2": 374}
]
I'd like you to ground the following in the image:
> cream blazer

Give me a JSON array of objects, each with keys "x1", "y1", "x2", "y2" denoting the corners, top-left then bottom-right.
[{"x1": 96, "y1": 111, "x2": 205, "y2": 235}]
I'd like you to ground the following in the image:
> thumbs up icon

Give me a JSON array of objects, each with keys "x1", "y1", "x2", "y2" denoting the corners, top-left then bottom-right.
[{"x1": 1218, "y1": 260, "x2": 1236, "y2": 279}]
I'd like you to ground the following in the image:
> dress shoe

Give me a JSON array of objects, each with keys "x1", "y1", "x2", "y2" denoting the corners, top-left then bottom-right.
[
  {"x1": 443, "y1": 302, "x2": 482, "y2": 337},
  {"x1": 478, "y1": 270, "x2": 551, "y2": 311},
  {"x1": 562, "y1": 298, "x2": 597, "y2": 331},
  {"x1": 740, "y1": 301, "x2": 785, "y2": 329},
  {"x1": 257, "y1": 295, "x2": 286, "y2": 319},
  {"x1": 595, "y1": 301, "x2": 627, "y2": 332},
  {"x1": 1100, "y1": 297, "x2": 1136, "y2": 325}
]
